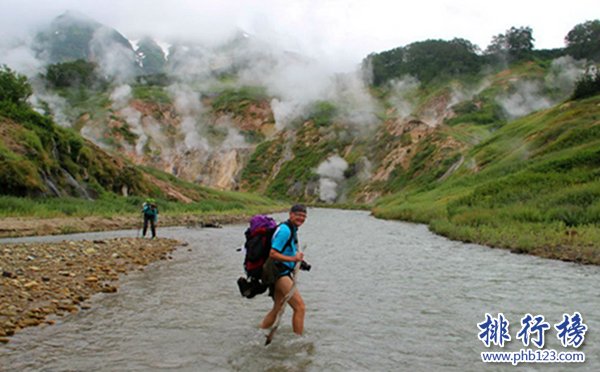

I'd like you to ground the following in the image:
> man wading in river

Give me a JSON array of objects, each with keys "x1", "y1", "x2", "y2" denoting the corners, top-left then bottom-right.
[{"x1": 260, "y1": 204, "x2": 307, "y2": 336}]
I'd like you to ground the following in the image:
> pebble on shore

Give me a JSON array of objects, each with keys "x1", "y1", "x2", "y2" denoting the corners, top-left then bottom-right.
[{"x1": 0, "y1": 237, "x2": 180, "y2": 342}]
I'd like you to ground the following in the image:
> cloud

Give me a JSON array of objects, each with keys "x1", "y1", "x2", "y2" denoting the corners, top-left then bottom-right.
[
  {"x1": 270, "y1": 99, "x2": 305, "y2": 130},
  {"x1": 235, "y1": 45, "x2": 379, "y2": 130},
  {"x1": 318, "y1": 178, "x2": 339, "y2": 204},
  {"x1": 169, "y1": 84, "x2": 203, "y2": 116},
  {"x1": 389, "y1": 76, "x2": 420, "y2": 117},
  {"x1": 448, "y1": 79, "x2": 491, "y2": 108},
  {"x1": 238, "y1": 50, "x2": 332, "y2": 110},
  {"x1": 165, "y1": 44, "x2": 215, "y2": 82},
  {"x1": 89, "y1": 27, "x2": 137, "y2": 82},
  {"x1": 120, "y1": 106, "x2": 146, "y2": 154},
  {"x1": 496, "y1": 57, "x2": 586, "y2": 120},
  {"x1": 28, "y1": 90, "x2": 70, "y2": 127},
  {"x1": 4, "y1": 0, "x2": 598, "y2": 77},
  {"x1": 316, "y1": 155, "x2": 348, "y2": 203},
  {"x1": 545, "y1": 56, "x2": 586, "y2": 97},
  {"x1": 0, "y1": 40, "x2": 44, "y2": 77},
  {"x1": 2, "y1": 1, "x2": 594, "y2": 131},
  {"x1": 110, "y1": 84, "x2": 132, "y2": 109},
  {"x1": 222, "y1": 127, "x2": 248, "y2": 151},
  {"x1": 167, "y1": 84, "x2": 212, "y2": 151},
  {"x1": 496, "y1": 80, "x2": 553, "y2": 119},
  {"x1": 328, "y1": 71, "x2": 380, "y2": 129},
  {"x1": 180, "y1": 117, "x2": 210, "y2": 152}
]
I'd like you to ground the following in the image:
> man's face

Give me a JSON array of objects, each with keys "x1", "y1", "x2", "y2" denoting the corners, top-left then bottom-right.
[{"x1": 289, "y1": 211, "x2": 307, "y2": 227}]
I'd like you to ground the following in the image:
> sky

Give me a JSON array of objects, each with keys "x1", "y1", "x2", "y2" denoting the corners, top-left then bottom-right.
[{"x1": 1, "y1": 0, "x2": 599, "y2": 71}]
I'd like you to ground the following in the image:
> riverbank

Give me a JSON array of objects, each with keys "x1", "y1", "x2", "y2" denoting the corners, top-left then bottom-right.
[
  {"x1": 371, "y1": 95, "x2": 600, "y2": 266},
  {"x1": 0, "y1": 213, "x2": 254, "y2": 238},
  {"x1": 373, "y1": 207, "x2": 600, "y2": 265},
  {"x1": 0, "y1": 237, "x2": 182, "y2": 343}
]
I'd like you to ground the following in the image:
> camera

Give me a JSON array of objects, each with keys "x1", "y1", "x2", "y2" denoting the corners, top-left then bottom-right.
[{"x1": 300, "y1": 260, "x2": 311, "y2": 271}]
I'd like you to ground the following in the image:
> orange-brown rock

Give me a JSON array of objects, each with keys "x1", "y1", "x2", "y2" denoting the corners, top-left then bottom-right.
[{"x1": 0, "y1": 237, "x2": 181, "y2": 342}]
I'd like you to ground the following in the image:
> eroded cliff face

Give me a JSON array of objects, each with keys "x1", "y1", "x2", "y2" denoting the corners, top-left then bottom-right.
[
  {"x1": 77, "y1": 97, "x2": 274, "y2": 191},
  {"x1": 372, "y1": 116, "x2": 434, "y2": 183},
  {"x1": 415, "y1": 90, "x2": 457, "y2": 128},
  {"x1": 0, "y1": 112, "x2": 214, "y2": 203},
  {"x1": 196, "y1": 148, "x2": 252, "y2": 190},
  {"x1": 73, "y1": 85, "x2": 465, "y2": 203},
  {"x1": 350, "y1": 98, "x2": 465, "y2": 204}
]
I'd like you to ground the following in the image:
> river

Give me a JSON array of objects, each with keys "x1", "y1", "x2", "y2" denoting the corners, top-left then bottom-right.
[{"x1": 1, "y1": 208, "x2": 599, "y2": 371}]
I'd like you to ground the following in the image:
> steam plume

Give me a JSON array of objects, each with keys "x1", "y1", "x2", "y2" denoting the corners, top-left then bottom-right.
[{"x1": 316, "y1": 155, "x2": 348, "y2": 203}]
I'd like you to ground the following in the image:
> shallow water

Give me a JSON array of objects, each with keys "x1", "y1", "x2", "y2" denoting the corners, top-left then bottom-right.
[{"x1": 1, "y1": 208, "x2": 599, "y2": 371}]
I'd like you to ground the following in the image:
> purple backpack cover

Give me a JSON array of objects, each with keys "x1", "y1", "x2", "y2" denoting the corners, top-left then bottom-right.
[{"x1": 249, "y1": 215, "x2": 277, "y2": 233}]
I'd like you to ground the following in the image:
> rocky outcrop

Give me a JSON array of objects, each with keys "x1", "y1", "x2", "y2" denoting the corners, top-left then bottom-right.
[
  {"x1": 76, "y1": 98, "x2": 275, "y2": 192},
  {"x1": 372, "y1": 116, "x2": 434, "y2": 182}
]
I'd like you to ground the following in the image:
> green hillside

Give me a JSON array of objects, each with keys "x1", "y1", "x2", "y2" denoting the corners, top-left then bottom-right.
[
  {"x1": 0, "y1": 66, "x2": 281, "y2": 218},
  {"x1": 374, "y1": 95, "x2": 600, "y2": 264}
]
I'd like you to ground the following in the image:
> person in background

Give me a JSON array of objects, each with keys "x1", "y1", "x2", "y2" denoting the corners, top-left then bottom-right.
[{"x1": 142, "y1": 198, "x2": 159, "y2": 239}]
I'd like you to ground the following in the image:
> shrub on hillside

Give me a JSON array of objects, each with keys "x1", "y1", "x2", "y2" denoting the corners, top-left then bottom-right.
[
  {"x1": 571, "y1": 71, "x2": 600, "y2": 100},
  {"x1": 307, "y1": 101, "x2": 337, "y2": 127},
  {"x1": 446, "y1": 98, "x2": 504, "y2": 126},
  {"x1": 0, "y1": 65, "x2": 32, "y2": 104},
  {"x1": 565, "y1": 20, "x2": 600, "y2": 62},
  {"x1": 44, "y1": 60, "x2": 103, "y2": 89},
  {"x1": 485, "y1": 26, "x2": 535, "y2": 62},
  {"x1": 365, "y1": 38, "x2": 482, "y2": 86},
  {"x1": 212, "y1": 86, "x2": 267, "y2": 114}
]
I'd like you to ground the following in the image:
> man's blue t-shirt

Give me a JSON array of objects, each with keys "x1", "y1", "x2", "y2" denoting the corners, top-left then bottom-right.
[{"x1": 271, "y1": 222, "x2": 297, "y2": 274}]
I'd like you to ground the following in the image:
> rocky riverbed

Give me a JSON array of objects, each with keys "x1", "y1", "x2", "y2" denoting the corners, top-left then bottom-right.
[{"x1": 0, "y1": 237, "x2": 182, "y2": 343}]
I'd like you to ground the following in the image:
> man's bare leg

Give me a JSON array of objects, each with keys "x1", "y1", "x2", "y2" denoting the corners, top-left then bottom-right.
[
  {"x1": 288, "y1": 288, "x2": 305, "y2": 335},
  {"x1": 260, "y1": 275, "x2": 304, "y2": 333}
]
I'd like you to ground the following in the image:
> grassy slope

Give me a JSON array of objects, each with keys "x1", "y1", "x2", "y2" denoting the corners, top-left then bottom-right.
[
  {"x1": 0, "y1": 192, "x2": 282, "y2": 219},
  {"x1": 0, "y1": 91, "x2": 284, "y2": 220},
  {"x1": 373, "y1": 95, "x2": 600, "y2": 264}
]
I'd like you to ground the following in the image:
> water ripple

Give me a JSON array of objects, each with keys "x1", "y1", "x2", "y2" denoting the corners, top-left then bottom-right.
[{"x1": 1, "y1": 209, "x2": 599, "y2": 371}]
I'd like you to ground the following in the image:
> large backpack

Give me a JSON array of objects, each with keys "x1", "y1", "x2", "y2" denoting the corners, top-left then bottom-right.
[
  {"x1": 238, "y1": 215, "x2": 294, "y2": 298},
  {"x1": 243, "y1": 215, "x2": 278, "y2": 280}
]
